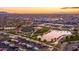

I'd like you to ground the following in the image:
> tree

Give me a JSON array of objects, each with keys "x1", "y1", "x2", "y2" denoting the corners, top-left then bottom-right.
[
  {"x1": 38, "y1": 38, "x2": 41, "y2": 41},
  {"x1": 72, "y1": 28, "x2": 78, "y2": 35},
  {"x1": 50, "y1": 39, "x2": 54, "y2": 43},
  {"x1": 43, "y1": 39, "x2": 47, "y2": 43},
  {"x1": 66, "y1": 36, "x2": 68, "y2": 39}
]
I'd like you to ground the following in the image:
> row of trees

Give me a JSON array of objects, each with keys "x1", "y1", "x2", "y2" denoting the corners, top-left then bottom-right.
[
  {"x1": 64, "y1": 28, "x2": 79, "y2": 42},
  {"x1": 37, "y1": 38, "x2": 57, "y2": 44}
]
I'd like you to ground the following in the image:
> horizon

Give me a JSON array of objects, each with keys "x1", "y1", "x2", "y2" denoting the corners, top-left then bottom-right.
[{"x1": 0, "y1": 7, "x2": 79, "y2": 14}]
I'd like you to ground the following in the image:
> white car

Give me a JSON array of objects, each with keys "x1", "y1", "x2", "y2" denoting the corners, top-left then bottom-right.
[
  {"x1": 9, "y1": 44, "x2": 15, "y2": 47},
  {"x1": 26, "y1": 44, "x2": 32, "y2": 48},
  {"x1": 33, "y1": 47, "x2": 39, "y2": 50},
  {"x1": 2, "y1": 41, "x2": 10, "y2": 45}
]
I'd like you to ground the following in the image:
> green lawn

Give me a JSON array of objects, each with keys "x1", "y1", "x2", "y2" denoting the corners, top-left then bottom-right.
[
  {"x1": 64, "y1": 35, "x2": 79, "y2": 42},
  {"x1": 34, "y1": 27, "x2": 50, "y2": 35}
]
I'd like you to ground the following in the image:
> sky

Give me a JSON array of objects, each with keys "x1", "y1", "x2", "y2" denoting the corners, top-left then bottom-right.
[
  {"x1": 0, "y1": 7, "x2": 79, "y2": 14},
  {"x1": 0, "y1": 0, "x2": 79, "y2": 7},
  {"x1": 0, "y1": 0, "x2": 79, "y2": 14}
]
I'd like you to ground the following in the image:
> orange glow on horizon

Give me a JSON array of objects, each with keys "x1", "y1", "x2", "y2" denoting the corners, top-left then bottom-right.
[{"x1": 0, "y1": 7, "x2": 79, "y2": 14}]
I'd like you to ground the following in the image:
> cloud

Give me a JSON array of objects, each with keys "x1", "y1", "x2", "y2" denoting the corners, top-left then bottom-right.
[{"x1": 61, "y1": 7, "x2": 79, "y2": 9}]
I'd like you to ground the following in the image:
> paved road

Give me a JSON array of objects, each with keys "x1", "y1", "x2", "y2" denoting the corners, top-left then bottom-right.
[
  {"x1": 52, "y1": 35, "x2": 66, "y2": 45},
  {"x1": 6, "y1": 32, "x2": 53, "y2": 48}
]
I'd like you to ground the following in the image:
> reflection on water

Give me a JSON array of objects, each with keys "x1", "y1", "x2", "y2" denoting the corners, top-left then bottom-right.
[{"x1": 42, "y1": 30, "x2": 72, "y2": 41}]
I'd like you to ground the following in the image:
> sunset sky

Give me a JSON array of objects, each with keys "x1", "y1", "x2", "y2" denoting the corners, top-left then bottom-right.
[
  {"x1": 0, "y1": 7, "x2": 79, "y2": 14},
  {"x1": 0, "y1": 0, "x2": 79, "y2": 14}
]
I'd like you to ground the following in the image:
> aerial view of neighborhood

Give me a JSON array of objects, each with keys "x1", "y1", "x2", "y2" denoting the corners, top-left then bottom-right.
[{"x1": 0, "y1": 7, "x2": 79, "y2": 51}]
